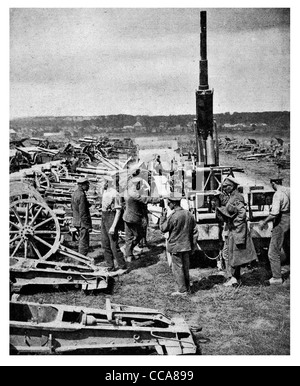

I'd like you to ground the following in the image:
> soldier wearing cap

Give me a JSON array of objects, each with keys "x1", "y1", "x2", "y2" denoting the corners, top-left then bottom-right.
[
  {"x1": 100, "y1": 174, "x2": 127, "y2": 273},
  {"x1": 259, "y1": 178, "x2": 290, "y2": 285},
  {"x1": 123, "y1": 176, "x2": 161, "y2": 262},
  {"x1": 71, "y1": 177, "x2": 92, "y2": 256},
  {"x1": 159, "y1": 192, "x2": 198, "y2": 296},
  {"x1": 217, "y1": 176, "x2": 257, "y2": 287}
]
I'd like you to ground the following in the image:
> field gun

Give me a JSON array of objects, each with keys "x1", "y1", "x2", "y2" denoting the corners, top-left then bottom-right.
[{"x1": 9, "y1": 162, "x2": 120, "y2": 293}]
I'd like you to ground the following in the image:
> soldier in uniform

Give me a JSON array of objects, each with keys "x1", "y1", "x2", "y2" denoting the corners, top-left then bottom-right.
[
  {"x1": 259, "y1": 178, "x2": 290, "y2": 285},
  {"x1": 71, "y1": 177, "x2": 92, "y2": 256},
  {"x1": 101, "y1": 174, "x2": 127, "y2": 273},
  {"x1": 217, "y1": 177, "x2": 257, "y2": 287},
  {"x1": 123, "y1": 177, "x2": 161, "y2": 262},
  {"x1": 159, "y1": 192, "x2": 198, "y2": 296}
]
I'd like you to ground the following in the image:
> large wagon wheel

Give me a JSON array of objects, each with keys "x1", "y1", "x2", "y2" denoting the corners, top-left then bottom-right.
[{"x1": 9, "y1": 198, "x2": 61, "y2": 260}]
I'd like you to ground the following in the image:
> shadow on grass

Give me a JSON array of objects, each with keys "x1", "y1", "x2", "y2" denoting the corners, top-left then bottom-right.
[
  {"x1": 127, "y1": 244, "x2": 165, "y2": 271},
  {"x1": 191, "y1": 275, "x2": 226, "y2": 292}
]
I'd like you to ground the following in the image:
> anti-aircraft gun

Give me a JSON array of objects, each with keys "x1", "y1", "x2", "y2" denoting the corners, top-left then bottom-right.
[{"x1": 185, "y1": 11, "x2": 274, "y2": 256}]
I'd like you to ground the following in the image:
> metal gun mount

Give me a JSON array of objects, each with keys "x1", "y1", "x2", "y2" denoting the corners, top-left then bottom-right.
[{"x1": 10, "y1": 298, "x2": 198, "y2": 355}]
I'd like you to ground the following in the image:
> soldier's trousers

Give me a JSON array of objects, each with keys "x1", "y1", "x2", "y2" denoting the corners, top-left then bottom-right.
[
  {"x1": 171, "y1": 251, "x2": 191, "y2": 293},
  {"x1": 76, "y1": 227, "x2": 90, "y2": 256},
  {"x1": 268, "y1": 214, "x2": 290, "y2": 279},
  {"x1": 124, "y1": 221, "x2": 144, "y2": 259},
  {"x1": 102, "y1": 212, "x2": 127, "y2": 270}
]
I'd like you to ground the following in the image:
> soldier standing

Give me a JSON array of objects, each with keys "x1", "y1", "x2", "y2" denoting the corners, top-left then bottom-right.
[
  {"x1": 100, "y1": 174, "x2": 127, "y2": 273},
  {"x1": 259, "y1": 178, "x2": 290, "y2": 285},
  {"x1": 71, "y1": 177, "x2": 92, "y2": 256},
  {"x1": 159, "y1": 193, "x2": 198, "y2": 297}
]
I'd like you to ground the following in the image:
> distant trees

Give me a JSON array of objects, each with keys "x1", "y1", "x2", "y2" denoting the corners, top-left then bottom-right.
[{"x1": 10, "y1": 111, "x2": 289, "y2": 136}]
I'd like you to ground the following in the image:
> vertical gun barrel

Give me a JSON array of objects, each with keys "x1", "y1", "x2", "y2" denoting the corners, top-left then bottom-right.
[
  {"x1": 196, "y1": 10, "x2": 218, "y2": 167},
  {"x1": 199, "y1": 11, "x2": 209, "y2": 90}
]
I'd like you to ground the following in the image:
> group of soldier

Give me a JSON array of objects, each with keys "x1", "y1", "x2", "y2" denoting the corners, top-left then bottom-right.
[{"x1": 71, "y1": 167, "x2": 290, "y2": 296}]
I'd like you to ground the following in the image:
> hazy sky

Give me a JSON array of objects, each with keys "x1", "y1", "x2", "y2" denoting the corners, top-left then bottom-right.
[{"x1": 10, "y1": 7, "x2": 290, "y2": 118}]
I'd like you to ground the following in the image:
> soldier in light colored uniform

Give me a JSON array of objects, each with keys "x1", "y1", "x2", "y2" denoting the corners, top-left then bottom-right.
[
  {"x1": 259, "y1": 178, "x2": 290, "y2": 285},
  {"x1": 101, "y1": 174, "x2": 127, "y2": 273}
]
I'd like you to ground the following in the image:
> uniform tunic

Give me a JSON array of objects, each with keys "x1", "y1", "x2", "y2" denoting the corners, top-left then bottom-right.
[
  {"x1": 123, "y1": 185, "x2": 160, "y2": 259},
  {"x1": 160, "y1": 207, "x2": 198, "y2": 293}
]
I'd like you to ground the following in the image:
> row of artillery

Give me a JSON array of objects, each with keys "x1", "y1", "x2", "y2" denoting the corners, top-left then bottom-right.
[
  {"x1": 9, "y1": 139, "x2": 200, "y2": 356},
  {"x1": 177, "y1": 136, "x2": 290, "y2": 170},
  {"x1": 9, "y1": 136, "x2": 141, "y2": 292},
  {"x1": 219, "y1": 136, "x2": 290, "y2": 168},
  {"x1": 9, "y1": 135, "x2": 138, "y2": 174}
]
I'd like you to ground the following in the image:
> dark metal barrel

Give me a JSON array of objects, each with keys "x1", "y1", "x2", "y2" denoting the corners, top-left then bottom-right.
[{"x1": 199, "y1": 11, "x2": 209, "y2": 91}]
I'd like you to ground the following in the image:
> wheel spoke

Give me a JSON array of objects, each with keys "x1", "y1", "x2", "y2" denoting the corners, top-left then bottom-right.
[
  {"x1": 24, "y1": 239, "x2": 28, "y2": 259},
  {"x1": 34, "y1": 230, "x2": 58, "y2": 234},
  {"x1": 33, "y1": 235, "x2": 53, "y2": 249},
  {"x1": 9, "y1": 220, "x2": 21, "y2": 229},
  {"x1": 29, "y1": 205, "x2": 43, "y2": 226},
  {"x1": 11, "y1": 207, "x2": 23, "y2": 226},
  {"x1": 9, "y1": 230, "x2": 20, "y2": 234},
  {"x1": 11, "y1": 239, "x2": 24, "y2": 258},
  {"x1": 10, "y1": 235, "x2": 21, "y2": 243},
  {"x1": 33, "y1": 216, "x2": 53, "y2": 229},
  {"x1": 25, "y1": 202, "x2": 29, "y2": 225},
  {"x1": 29, "y1": 239, "x2": 42, "y2": 259}
]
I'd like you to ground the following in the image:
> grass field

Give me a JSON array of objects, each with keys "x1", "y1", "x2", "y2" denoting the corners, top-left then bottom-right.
[{"x1": 15, "y1": 136, "x2": 291, "y2": 359}]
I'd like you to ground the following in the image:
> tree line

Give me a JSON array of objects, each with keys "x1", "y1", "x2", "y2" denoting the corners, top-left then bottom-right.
[{"x1": 10, "y1": 111, "x2": 289, "y2": 132}]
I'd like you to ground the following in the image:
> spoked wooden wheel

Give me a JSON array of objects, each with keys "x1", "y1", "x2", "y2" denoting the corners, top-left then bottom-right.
[
  {"x1": 50, "y1": 164, "x2": 69, "y2": 182},
  {"x1": 48, "y1": 169, "x2": 60, "y2": 183},
  {"x1": 56, "y1": 164, "x2": 69, "y2": 178},
  {"x1": 34, "y1": 170, "x2": 50, "y2": 190},
  {"x1": 9, "y1": 199, "x2": 61, "y2": 260}
]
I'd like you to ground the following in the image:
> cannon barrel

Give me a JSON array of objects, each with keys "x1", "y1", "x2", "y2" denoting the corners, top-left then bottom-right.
[
  {"x1": 195, "y1": 10, "x2": 217, "y2": 167},
  {"x1": 199, "y1": 10, "x2": 209, "y2": 91}
]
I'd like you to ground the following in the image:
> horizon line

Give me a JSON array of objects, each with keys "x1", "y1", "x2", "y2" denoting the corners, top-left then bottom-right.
[{"x1": 10, "y1": 110, "x2": 291, "y2": 120}]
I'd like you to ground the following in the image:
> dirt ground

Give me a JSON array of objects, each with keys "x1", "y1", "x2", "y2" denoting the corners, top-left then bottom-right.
[{"x1": 18, "y1": 139, "x2": 291, "y2": 357}]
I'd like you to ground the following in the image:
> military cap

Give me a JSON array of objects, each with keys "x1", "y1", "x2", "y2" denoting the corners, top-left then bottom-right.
[
  {"x1": 77, "y1": 177, "x2": 90, "y2": 184},
  {"x1": 222, "y1": 176, "x2": 239, "y2": 187},
  {"x1": 270, "y1": 178, "x2": 283, "y2": 185},
  {"x1": 168, "y1": 191, "x2": 183, "y2": 202}
]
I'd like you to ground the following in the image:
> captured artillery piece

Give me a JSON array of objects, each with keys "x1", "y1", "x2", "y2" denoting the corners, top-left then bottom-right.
[
  {"x1": 181, "y1": 11, "x2": 275, "y2": 256},
  {"x1": 9, "y1": 193, "x2": 110, "y2": 293},
  {"x1": 9, "y1": 164, "x2": 112, "y2": 293},
  {"x1": 10, "y1": 298, "x2": 197, "y2": 355}
]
